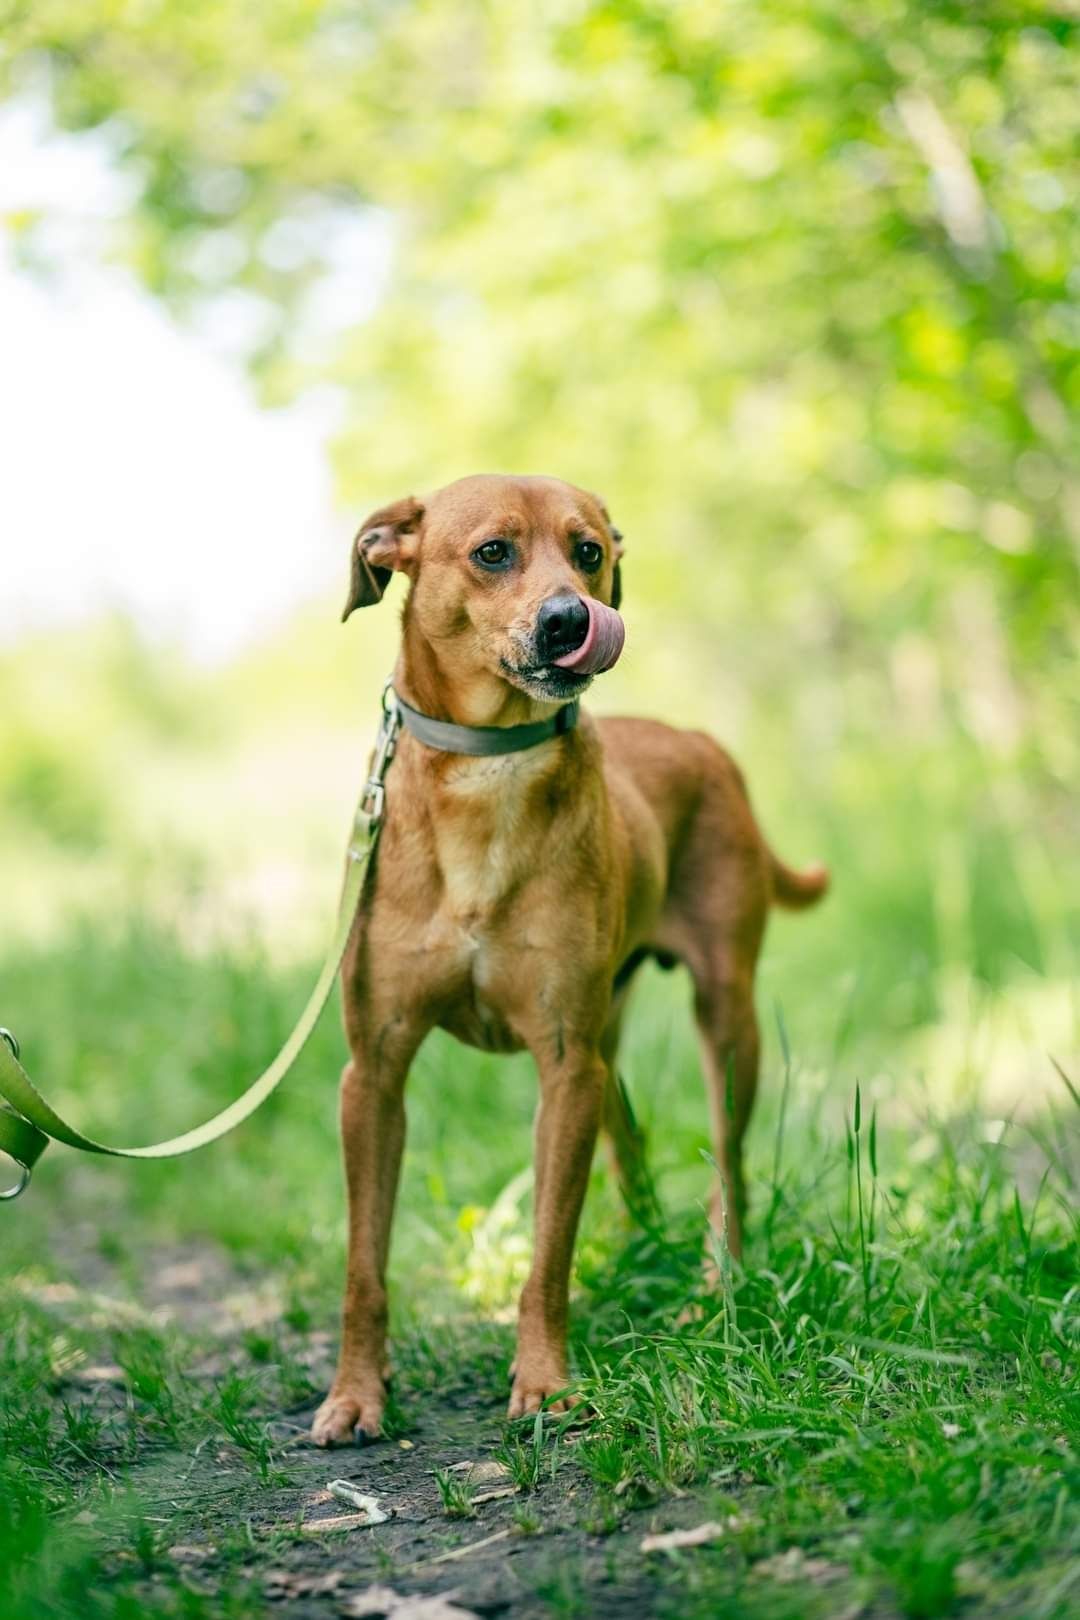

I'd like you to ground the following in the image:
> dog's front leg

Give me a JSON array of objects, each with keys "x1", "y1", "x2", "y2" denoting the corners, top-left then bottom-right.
[
  {"x1": 510, "y1": 1048, "x2": 606, "y2": 1419},
  {"x1": 312, "y1": 1022, "x2": 422, "y2": 1446}
]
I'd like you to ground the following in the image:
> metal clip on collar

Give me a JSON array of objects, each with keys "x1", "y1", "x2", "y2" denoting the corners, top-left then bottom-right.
[
  {"x1": 355, "y1": 683, "x2": 401, "y2": 845},
  {"x1": 0, "y1": 1029, "x2": 31, "y2": 1200}
]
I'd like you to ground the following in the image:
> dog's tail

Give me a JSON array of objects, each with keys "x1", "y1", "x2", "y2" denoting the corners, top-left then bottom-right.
[{"x1": 769, "y1": 852, "x2": 830, "y2": 911}]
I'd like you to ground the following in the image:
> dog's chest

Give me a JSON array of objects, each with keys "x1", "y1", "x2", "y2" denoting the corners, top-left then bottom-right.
[
  {"x1": 414, "y1": 757, "x2": 553, "y2": 1046},
  {"x1": 432, "y1": 754, "x2": 549, "y2": 924}
]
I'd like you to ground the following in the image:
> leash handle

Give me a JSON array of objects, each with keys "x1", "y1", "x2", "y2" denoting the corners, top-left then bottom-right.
[
  {"x1": 0, "y1": 1030, "x2": 32, "y2": 1199},
  {"x1": 0, "y1": 693, "x2": 401, "y2": 1201}
]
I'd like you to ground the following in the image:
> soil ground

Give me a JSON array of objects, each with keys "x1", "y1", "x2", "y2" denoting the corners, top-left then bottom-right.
[{"x1": 38, "y1": 1237, "x2": 777, "y2": 1620}]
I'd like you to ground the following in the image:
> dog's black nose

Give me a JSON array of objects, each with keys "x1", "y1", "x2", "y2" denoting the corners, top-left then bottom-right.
[{"x1": 537, "y1": 593, "x2": 589, "y2": 660}]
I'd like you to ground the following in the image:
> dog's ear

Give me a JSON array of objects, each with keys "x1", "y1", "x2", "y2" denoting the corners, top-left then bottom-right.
[
  {"x1": 611, "y1": 530, "x2": 624, "y2": 612},
  {"x1": 601, "y1": 506, "x2": 625, "y2": 612},
  {"x1": 342, "y1": 496, "x2": 425, "y2": 621}
]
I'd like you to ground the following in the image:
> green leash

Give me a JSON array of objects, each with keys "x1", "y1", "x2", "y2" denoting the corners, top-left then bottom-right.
[{"x1": 0, "y1": 688, "x2": 402, "y2": 1202}]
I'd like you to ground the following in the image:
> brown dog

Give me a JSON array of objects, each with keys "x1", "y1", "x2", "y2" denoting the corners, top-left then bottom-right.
[{"x1": 312, "y1": 473, "x2": 827, "y2": 1446}]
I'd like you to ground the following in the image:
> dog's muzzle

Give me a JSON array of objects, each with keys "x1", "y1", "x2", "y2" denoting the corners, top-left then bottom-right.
[{"x1": 536, "y1": 594, "x2": 625, "y2": 676}]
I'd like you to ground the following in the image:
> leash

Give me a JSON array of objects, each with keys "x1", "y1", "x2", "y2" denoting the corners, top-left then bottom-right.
[
  {"x1": 0, "y1": 686, "x2": 404, "y2": 1202},
  {"x1": 0, "y1": 681, "x2": 584, "y2": 1201}
]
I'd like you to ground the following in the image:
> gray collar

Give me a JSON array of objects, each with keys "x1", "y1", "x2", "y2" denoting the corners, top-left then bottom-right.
[{"x1": 394, "y1": 690, "x2": 579, "y2": 756}]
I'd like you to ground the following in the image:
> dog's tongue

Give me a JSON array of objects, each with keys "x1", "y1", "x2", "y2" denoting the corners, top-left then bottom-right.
[{"x1": 553, "y1": 596, "x2": 626, "y2": 675}]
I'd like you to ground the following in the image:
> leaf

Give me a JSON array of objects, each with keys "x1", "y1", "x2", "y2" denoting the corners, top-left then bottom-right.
[
  {"x1": 265, "y1": 1568, "x2": 346, "y2": 1599},
  {"x1": 425, "y1": 1528, "x2": 513, "y2": 1567},
  {"x1": 445, "y1": 1459, "x2": 510, "y2": 1484},
  {"x1": 470, "y1": 1485, "x2": 516, "y2": 1505},
  {"x1": 641, "y1": 1518, "x2": 744, "y2": 1553},
  {"x1": 167, "y1": 1542, "x2": 212, "y2": 1562},
  {"x1": 753, "y1": 1547, "x2": 847, "y2": 1584},
  {"x1": 340, "y1": 1588, "x2": 403, "y2": 1618},
  {"x1": 325, "y1": 1480, "x2": 391, "y2": 1522},
  {"x1": 67, "y1": 1363, "x2": 125, "y2": 1386},
  {"x1": 341, "y1": 1589, "x2": 482, "y2": 1619},
  {"x1": 302, "y1": 1510, "x2": 388, "y2": 1535}
]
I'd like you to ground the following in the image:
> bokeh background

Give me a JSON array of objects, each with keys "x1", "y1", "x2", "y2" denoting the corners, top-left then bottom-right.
[
  {"x1": 1, "y1": 2, "x2": 1077, "y2": 1234},
  {"x1": 3, "y1": 15, "x2": 1078, "y2": 1616}
]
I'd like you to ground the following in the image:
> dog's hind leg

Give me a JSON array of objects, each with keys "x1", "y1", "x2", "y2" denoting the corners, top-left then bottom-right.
[
  {"x1": 664, "y1": 784, "x2": 768, "y2": 1267},
  {"x1": 691, "y1": 962, "x2": 760, "y2": 1264}
]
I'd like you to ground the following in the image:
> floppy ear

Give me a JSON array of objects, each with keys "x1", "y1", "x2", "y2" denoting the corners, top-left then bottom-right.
[
  {"x1": 342, "y1": 496, "x2": 425, "y2": 621},
  {"x1": 605, "y1": 512, "x2": 625, "y2": 613}
]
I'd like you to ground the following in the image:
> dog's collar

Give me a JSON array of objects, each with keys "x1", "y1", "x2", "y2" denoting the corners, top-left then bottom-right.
[{"x1": 393, "y1": 689, "x2": 579, "y2": 756}]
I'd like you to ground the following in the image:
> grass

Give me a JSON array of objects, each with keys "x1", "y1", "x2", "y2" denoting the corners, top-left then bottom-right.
[
  {"x1": 433, "y1": 1467, "x2": 477, "y2": 1519},
  {"x1": 572, "y1": 1136, "x2": 1078, "y2": 1618},
  {"x1": 1, "y1": 823, "x2": 1078, "y2": 1617}
]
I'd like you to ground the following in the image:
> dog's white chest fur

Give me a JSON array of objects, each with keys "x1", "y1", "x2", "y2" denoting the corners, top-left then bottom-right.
[
  {"x1": 434, "y1": 750, "x2": 552, "y2": 928},
  {"x1": 413, "y1": 752, "x2": 557, "y2": 1053}
]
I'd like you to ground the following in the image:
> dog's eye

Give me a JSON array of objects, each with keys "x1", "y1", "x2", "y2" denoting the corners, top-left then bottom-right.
[
  {"x1": 473, "y1": 538, "x2": 513, "y2": 570},
  {"x1": 575, "y1": 539, "x2": 603, "y2": 572}
]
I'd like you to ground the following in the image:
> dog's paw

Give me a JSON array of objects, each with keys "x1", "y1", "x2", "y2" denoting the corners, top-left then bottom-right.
[
  {"x1": 507, "y1": 1366, "x2": 577, "y2": 1421},
  {"x1": 311, "y1": 1385, "x2": 385, "y2": 1447}
]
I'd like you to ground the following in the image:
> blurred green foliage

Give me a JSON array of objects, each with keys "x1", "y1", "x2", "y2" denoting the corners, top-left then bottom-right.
[
  {"x1": 1, "y1": 0, "x2": 1077, "y2": 800},
  {"x1": 0, "y1": 18, "x2": 1077, "y2": 1612},
  {"x1": 0, "y1": 4, "x2": 1077, "y2": 1013}
]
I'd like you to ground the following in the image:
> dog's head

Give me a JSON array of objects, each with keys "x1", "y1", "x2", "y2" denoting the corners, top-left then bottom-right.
[{"x1": 342, "y1": 474, "x2": 625, "y2": 705}]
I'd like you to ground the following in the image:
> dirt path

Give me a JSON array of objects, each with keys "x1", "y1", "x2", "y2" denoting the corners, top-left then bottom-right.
[
  {"x1": 39, "y1": 1236, "x2": 737, "y2": 1619},
  {"x1": 149, "y1": 1391, "x2": 699, "y2": 1618}
]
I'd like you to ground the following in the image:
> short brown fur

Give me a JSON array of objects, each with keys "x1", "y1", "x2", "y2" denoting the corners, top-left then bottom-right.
[{"x1": 312, "y1": 473, "x2": 827, "y2": 1444}]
